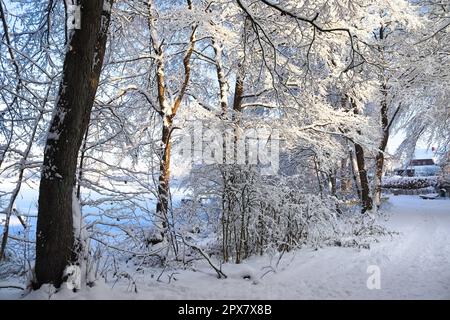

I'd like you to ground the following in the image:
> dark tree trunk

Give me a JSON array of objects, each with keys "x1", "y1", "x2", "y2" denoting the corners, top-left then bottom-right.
[
  {"x1": 155, "y1": 117, "x2": 172, "y2": 233},
  {"x1": 373, "y1": 25, "x2": 389, "y2": 209},
  {"x1": 374, "y1": 87, "x2": 389, "y2": 208},
  {"x1": 350, "y1": 98, "x2": 373, "y2": 213},
  {"x1": 232, "y1": 74, "x2": 244, "y2": 113},
  {"x1": 349, "y1": 149, "x2": 361, "y2": 200},
  {"x1": 354, "y1": 143, "x2": 373, "y2": 213},
  {"x1": 34, "y1": 0, "x2": 113, "y2": 289}
]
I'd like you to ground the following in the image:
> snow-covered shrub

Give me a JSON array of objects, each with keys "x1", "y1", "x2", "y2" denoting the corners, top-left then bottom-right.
[
  {"x1": 256, "y1": 183, "x2": 339, "y2": 250},
  {"x1": 382, "y1": 175, "x2": 438, "y2": 189},
  {"x1": 184, "y1": 165, "x2": 342, "y2": 263},
  {"x1": 332, "y1": 209, "x2": 394, "y2": 249}
]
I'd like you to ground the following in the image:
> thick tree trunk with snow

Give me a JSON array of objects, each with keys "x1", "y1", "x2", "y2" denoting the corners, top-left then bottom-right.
[
  {"x1": 373, "y1": 91, "x2": 389, "y2": 208},
  {"x1": 349, "y1": 149, "x2": 362, "y2": 200},
  {"x1": 373, "y1": 26, "x2": 390, "y2": 209},
  {"x1": 354, "y1": 143, "x2": 373, "y2": 213},
  {"x1": 155, "y1": 117, "x2": 172, "y2": 234},
  {"x1": 350, "y1": 98, "x2": 373, "y2": 213},
  {"x1": 212, "y1": 38, "x2": 228, "y2": 118},
  {"x1": 34, "y1": 0, "x2": 112, "y2": 289},
  {"x1": 148, "y1": 0, "x2": 196, "y2": 246}
]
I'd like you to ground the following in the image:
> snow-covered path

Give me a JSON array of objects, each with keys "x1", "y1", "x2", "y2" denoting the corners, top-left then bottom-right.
[
  {"x1": 365, "y1": 196, "x2": 450, "y2": 299},
  {"x1": 2, "y1": 195, "x2": 450, "y2": 300}
]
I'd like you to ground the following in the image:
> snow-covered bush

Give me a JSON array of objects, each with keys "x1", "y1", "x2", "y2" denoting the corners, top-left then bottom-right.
[
  {"x1": 382, "y1": 175, "x2": 438, "y2": 189},
  {"x1": 184, "y1": 165, "x2": 342, "y2": 263}
]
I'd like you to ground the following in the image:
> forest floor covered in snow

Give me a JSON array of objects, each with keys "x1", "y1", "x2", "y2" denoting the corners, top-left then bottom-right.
[{"x1": 1, "y1": 195, "x2": 450, "y2": 300}]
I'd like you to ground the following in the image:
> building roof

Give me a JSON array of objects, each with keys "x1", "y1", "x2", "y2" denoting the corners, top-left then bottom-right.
[
  {"x1": 414, "y1": 148, "x2": 437, "y2": 160},
  {"x1": 410, "y1": 159, "x2": 435, "y2": 166}
]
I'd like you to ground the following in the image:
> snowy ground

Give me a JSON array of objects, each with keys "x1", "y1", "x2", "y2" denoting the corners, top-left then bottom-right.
[{"x1": 1, "y1": 195, "x2": 449, "y2": 300}]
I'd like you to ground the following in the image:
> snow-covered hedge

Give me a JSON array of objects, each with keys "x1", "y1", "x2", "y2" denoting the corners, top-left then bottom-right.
[{"x1": 382, "y1": 175, "x2": 438, "y2": 189}]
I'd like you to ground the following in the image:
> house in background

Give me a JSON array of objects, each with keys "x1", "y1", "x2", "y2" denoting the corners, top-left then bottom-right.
[{"x1": 393, "y1": 148, "x2": 440, "y2": 177}]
